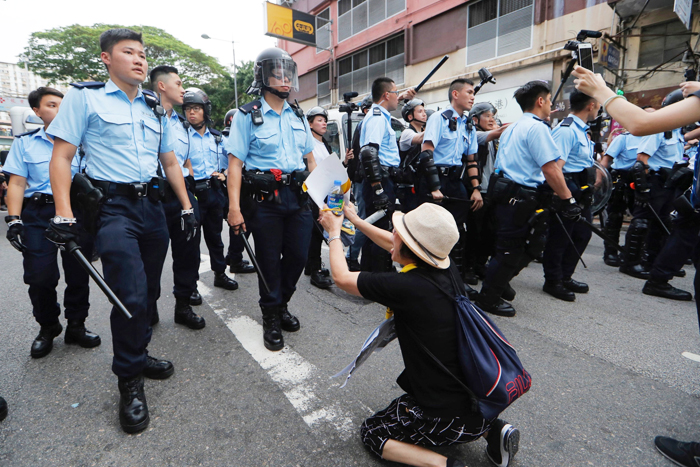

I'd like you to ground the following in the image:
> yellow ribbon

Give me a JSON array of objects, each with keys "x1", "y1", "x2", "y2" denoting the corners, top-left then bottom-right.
[{"x1": 385, "y1": 263, "x2": 418, "y2": 319}]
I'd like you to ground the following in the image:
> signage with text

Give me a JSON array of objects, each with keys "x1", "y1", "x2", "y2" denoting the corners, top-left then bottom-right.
[{"x1": 265, "y1": 2, "x2": 317, "y2": 47}]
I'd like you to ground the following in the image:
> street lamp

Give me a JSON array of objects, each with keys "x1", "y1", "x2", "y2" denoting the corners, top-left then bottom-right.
[{"x1": 202, "y1": 33, "x2": 238, "y2": 109}]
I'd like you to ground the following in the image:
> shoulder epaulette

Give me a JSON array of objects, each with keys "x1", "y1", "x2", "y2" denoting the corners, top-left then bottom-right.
[
  {"x1": 560, "y1": 117, "x2": 574, "y2": 127},
  {"x1": 210, "y1": 128, "x2": 222, "y2": 137},
  {"x1": 373, "y1": 107, "x2": 382, "y2": 116},
  {"x1": 15, "y1": 128, "x2": 41, "y2": 138},
  {"x1": 239, "y1": 100, "x2": 262, "y2": 115},
  {"x1": 178, "y1": 114, "x2": 187, "y2": 123},
  {"x1": 441, "y1": 109, "x2": 455, "y2": 120},
  {"x1": 70, "y1": 82, "x2": 105, "y2": 89}
]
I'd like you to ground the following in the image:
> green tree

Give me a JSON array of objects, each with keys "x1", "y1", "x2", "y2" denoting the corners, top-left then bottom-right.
[
  {"x1": 20, "y1": 24, "x2": 228, "y2": 86},
  {"x1": 201, "y1": 60, "x2": 256, "y2": 128}
]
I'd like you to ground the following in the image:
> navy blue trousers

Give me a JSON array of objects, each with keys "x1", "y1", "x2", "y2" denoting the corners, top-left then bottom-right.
[
  {"x1": 162, "y1": 190, "x2": 201, "y2": 300},
  {"x1": 361, "y1": 175, "x2": 396, "y2": 272},
  {"x1": 21, "y1": 201, "x2": 93, "y2": 326},
  {"x1": 195, "y1": 185, "x2": 226, "y2": 274},
  {"x1": 246, "y1": 186, "x2": 312, "y2": 308},
  {"x1": 629, "y1": 176, "x2": 676, "y2": 266},
  {"x1": 223, "y1": 193, "x2": 247, "y2": 265},
  {"x1": 542, "y1": 207, "x2": 592, "y2": 282},
  {"x1": 651, "y1": 213, "x2": 700, "y2": 282},
  {"x1": 96, "y1": 196, "x2": 169, "y2": 379}
]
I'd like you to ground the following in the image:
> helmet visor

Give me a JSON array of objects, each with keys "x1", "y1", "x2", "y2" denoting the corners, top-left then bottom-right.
[{"x1": 261, "y1": 59, "x2": 299, "y2": 91}]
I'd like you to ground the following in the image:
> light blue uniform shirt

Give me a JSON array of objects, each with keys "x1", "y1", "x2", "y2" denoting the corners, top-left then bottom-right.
[
  {"x1": 167, "y1": 110, "x2": 190, "y2": 178},
  {"x1": 47, "y1": 79, "x2": 176, "y2": 183},
  {"x1": 423, "y1": 105, "x2": 478, "y2": 166},
  {"x1": 2, "y1": 127, "x2": 80, "y2": 197},
  {"x1": 494, "y1": 113, "x2": 561, "y2": 188},
  {"x1": 188, "y1": 126, "x2": 225, "y2": 180},
  {"x1": 637, "y1": 128, "x2": 684, "y2": 171},
  {"x1": 606, "y1": 133, "x2": 642, "y2": 170},
  {"x1": 226, "y1": 96, "x2": 314, "y2": 173},
  {"x1": 551, "y1": 114, "x2": 594, "y2": 174},
  {"x1": 360, "y1": 104, "x2": 400, "y2": 167}
]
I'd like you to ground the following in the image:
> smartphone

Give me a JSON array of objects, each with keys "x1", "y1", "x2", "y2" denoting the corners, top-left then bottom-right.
[{"x1": 577, "y1": 43, "x2": 594, "y2": 71}]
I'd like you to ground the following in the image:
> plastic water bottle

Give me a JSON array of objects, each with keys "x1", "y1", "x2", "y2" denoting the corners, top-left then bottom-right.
[{"x1": 327, "y1": 180, "x2": 344, "y2": 213}]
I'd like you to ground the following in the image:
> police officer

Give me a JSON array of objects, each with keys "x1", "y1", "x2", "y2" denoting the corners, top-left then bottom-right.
[
  {"x1": 226, "y1": 47, "x2": 315, "y2": 351},
  {"x1": 4, "y1": 86, "x2": 100, "y2": 358},
  {"x1": 149, "y1": 65, "x2": 205, "y2": 329},
  {"x1": 599, "y1": 107, "x2": 656, "y2": 267},
  {"x1": 46, "y1": 28, "x2": 197, "y2": 434},
  {"x1": 222, "y1": 109, "x2": 255, "y2": 276},
  {"x1": 182, "y1": 88, "x2": 238, "y2": 291},
  {"x1": 474, "y1": 81, "x2": 578, "y2": 317},
  {"x1": 541, "y1": 90, "x2": 600, "y2": 301},
  {"x1": 620, "y1": 90, "x2": 687, "y2": 279},
  {"x1": 397, "y1": 98, "x2": 426, "y2": 212},
  {"x1": 359, "y1": 77, "x2": 415, "y2": 272}
]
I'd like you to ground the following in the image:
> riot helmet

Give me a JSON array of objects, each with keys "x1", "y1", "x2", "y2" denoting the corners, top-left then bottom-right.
[
  {"x1": 468, "y1": 102, "x2": 497, "y2": 129},
  {"x1": 401, "y1": 99, "x2": 425, "y2": 123},
  {"x1": 182, "y1": 88, "x2": 212, "y2": 118},
  {"x1": 248, "y1": 47, "x2": 299, "y2": 99},
  {"x1": 360, "y1": 95, "x2": 373, "y2": 112},
  {"x1": 662, "y1": 89, "x2": 684, "y2": 108},
  {"x1": 425, "y1": 108, "x2": 436, "y2": 120},
  {"x1": 224, "y1": 109, "x2": 238, "y2": 128},
  {"x1": 306, "y1": 106, "x2": 328, "y2": 122}
]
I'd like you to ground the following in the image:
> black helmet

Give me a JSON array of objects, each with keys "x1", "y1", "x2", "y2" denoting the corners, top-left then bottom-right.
[
  {"x1": 182, "y1": 88, "x2": 212, "y2": 117},
  {"x1": 360, "y1": 95, "x2": 373, "y2": 111},
  {"x1": 224, "y1": 109, "x2": 238, "y2": 128},
  {"x1": 401, "y1": 99, "x2": 425, "y2": 122},
  {"x1": 468, "y1": 102, "x2": 497, "y2": 123},
  {"x1": 306, "y1": 106, "x2": 328, "y2": 122},
  {"x1": 425, "y1": 108, "x2": 436, "y2": 120},
  {"x1": 662, "y1": 89, "x2": 684, "y2": 108},
  {"x1": 248, "y1": 47, "x2": 299, "y2": 98}
]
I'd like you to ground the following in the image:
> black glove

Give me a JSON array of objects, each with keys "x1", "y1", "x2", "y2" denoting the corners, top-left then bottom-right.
[
  {"x1": 181, "y1": 209, "x2": 198, "y2": 242},
  {"x1": 559, "y1": 198, "x2": 582, "y2": 222},
  {"x1": 5, "y1": 217, "x2": 25, "y2": 252},
  {"x1": 372, "y1": 185, "x2": 390, "y2": 211},
  {"x1": 634, "y1": 189, "x2": 650, "y2": 207},
  {"x1": 45, "y1": 217, "x2": 79, "y2": 247}
]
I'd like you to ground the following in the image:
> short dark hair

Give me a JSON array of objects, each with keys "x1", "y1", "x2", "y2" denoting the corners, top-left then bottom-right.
[
  {"x1": 641, "y1": 105, "x2": 653, "y2": 110},
  {"x1": 372, "y1": 77, "x2": 394, "y2": 102},
  {"x1": 514, "y1": 81, "x2": 551, "y2": 111},
  {"x1": 448, "y1": 78, "x2": 475, "y2": 103},
  {"x1": 150, "y1": 65, "x2": 179, "y2": 88},
  {"x1": 28, "y1": 87, "x2": 64, "y2": 109},
  {"x1": 100, "y1": 28, "x2": 143, "y2": 54},
  {"x1": 399, "y1": 242, "x2": 431, "y2": 268},
  {"x1": 569, "y1": 89, "x2": 595, "y2": 112}
]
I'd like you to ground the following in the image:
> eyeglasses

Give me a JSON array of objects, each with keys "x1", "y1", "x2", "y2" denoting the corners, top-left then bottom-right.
[{"x1": 386, "y1": 91, "x2": 400, "y2": 96}]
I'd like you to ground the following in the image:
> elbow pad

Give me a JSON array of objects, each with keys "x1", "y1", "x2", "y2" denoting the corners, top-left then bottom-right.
[
  {"x1": 418, "y1": 150, "x2": 441, "y2": 192},
  {"x1": 360, "y1": 144, "x2": 382, "y2": 184},
  {"x1": 631, "y1": 160, "x2": 650, "y2": 192}
]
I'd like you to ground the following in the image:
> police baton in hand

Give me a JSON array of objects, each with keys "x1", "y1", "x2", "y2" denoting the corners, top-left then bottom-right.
[
  {"x1": 240, "y1": 233, "x2": 272, "y2": 296},
  {"x1": 407, "y1": 55, "x2": 449, "y2": 101},
  {"x1": 554, "y1": 212, "x2": 587, "y2": 269},
  {"x1": 64, "y1": 240, "x2": 132, "y2": 320},
  {"x1": 576, "y1": 217, "x2": 628, "y2": 255}
]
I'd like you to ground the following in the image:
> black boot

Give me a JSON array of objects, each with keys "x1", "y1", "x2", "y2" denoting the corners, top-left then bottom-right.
[
  {"x1": 279, "y1": 305, "x2": 300, "y2": 332},
  {"x1": 643, "y1": 278, "x2": 693, "y2": 301},
  {"x1": 619, "y1": 219, "x2": 649, "y2": 278},
  {"x1": 603, "y1": 250, "x2": 620, "y2": 267},
  {"x1": 261, "y1": 306, "x2": 284, "y2": 351},
  {"x1": 474, "y1": 291, "x2": 516, "y2": 317},
  {"x1": 65, "y1": 320, "x2": 101, "y2": 348},
  {"x1": 30, "y1": 322, "x2": 63, "y2": 359},
  {"x1": 674, "y1": 268, "x2": 686, "y2": 278},
  {"x1": 543, "y1": 280, "x2": 575, "y2": 302},
  {"x1": 0, "y1": 396, "x2": 7, "y2": 422},
  {"x1": 214, "y1": 272, "x2": 238, "y2": 290},
  {"x1": 603, "y1": 210, "x2": 623, "y2": 267},
  {"x1": 620, "y1": 263, "x2": 650, "y2": 279},
  {"x1": 174, "y1": 297, "x2": 206, "y2": 330},
  {"x1": 190, "y1": 290, "x2": 203, "y2": 306},
  {"x1": 562, "y1": 278, "x2": 589, "y2": 293},
  {"x1": 310, "y1": 269, "x2": 333, "y2": 289},
  {"x1": 142, "y1": 355, "x2": 175, "y2": 380},
  {"x1": 230, "y1": 259, "x2": 255, "y2": 274},
  {"x1": 118, "y1": 375, "x2": 149, "y2": 434}
]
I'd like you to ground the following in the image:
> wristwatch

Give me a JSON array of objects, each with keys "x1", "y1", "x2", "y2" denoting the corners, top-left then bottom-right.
[
  {"x1": 52, "y1": 215, "x2": 77, "y2": 224},
  {"x1": 473, "y1": 185, "x2": 483, "y2": 192}
]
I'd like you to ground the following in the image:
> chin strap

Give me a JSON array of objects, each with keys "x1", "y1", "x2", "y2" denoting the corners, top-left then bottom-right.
[
  {"x1": 190, "y1": 121, "x2": 207, "y2": 131},
  {"x1": 311, "y1": 128, "x2": 325, "y2": 138},
  {"x1": 264, "y1": 86, "x2": 290, "y2": 100}
]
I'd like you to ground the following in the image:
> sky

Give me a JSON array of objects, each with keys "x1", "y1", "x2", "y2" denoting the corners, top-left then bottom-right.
[{"x1": 0, "y1": 0, "x2": 278, "y2": 71}]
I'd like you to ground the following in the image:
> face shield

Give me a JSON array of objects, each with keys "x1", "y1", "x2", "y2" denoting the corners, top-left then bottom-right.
[{"x1": 261, "y1": 59, "x2": 299, "y2": 91}]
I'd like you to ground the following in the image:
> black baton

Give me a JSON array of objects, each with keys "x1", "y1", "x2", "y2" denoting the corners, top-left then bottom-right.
[
  {"x1": 577, "y1": 217, "x2": 628, "y2": 255},
  {"x1": 647, "y1": 202, "x2": 672, "y2": 236},
  {"x1": 240, "y1": 233, "x2": 272, "y2": 296},
  {"x1": 65, "y1": 240, "x2": 132, "y2": 319},
  {"x1": 413, "y1": 55, "x2": 449, "y2": 94},
  {"x1": 554, "y1": 213, "x2": 587, "y2": 269}
]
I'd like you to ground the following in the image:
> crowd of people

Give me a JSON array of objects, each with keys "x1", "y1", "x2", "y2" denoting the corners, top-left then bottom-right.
[{"x1": 2, "y1": 26, "x2": 700, "y2": 467}]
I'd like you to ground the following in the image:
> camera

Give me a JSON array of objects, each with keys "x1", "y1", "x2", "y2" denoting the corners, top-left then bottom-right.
[{"x1": 339, "y1": 91, "x2": 359, "y2": 113}]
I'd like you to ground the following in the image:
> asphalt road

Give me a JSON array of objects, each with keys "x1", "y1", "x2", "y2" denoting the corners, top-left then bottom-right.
[{"x1": 1, "y1": 220, "x2": 700, "y2": 467}]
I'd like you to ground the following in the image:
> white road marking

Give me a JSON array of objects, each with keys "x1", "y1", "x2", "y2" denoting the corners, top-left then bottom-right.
[
  {"x1": 198, "y1": 254, "x2": 210, "y2": 274},
  {"x1": 682, "y1": 351, "x2": 700, "y2": 363}
]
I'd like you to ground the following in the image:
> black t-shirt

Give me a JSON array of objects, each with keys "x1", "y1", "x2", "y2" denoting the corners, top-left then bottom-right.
[{"x1": 357, "y1": 263, "x2": 477, "y2": 418}]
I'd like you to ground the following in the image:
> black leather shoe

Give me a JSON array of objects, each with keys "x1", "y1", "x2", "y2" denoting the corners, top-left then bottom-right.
[
  {"x1": 674, "y1": 268, "x2": 686, "y2": 278},
  {"x1": 190, "y1": 290, "x2": 203, "y2": 306},
  {"x1": 310, "y1": 269, "x2": 333, "y2": 289},
  {"x1": 261, "y1": 307, "x2": 284, "y2": 351},
  {"x1": 643, "y1": 280, "x2": 693, "y2": 301},
  {"x1": 603, "y1": 252, "x2": 620, "y2": 267},
  {"x1": 174, "y1": 298, "x2": 206, "y2": 330},
  {"x1": 214, "y1": 272, "x2": 238, "y2": 290},
  {"x1": 619, "y1": 264, "x2": 650, "y2": 279},
  {"x1": 65, "y1": 320, "x2": 101, "y2": 348},
  {"x1": 346, "y1": 258, "x2": 361, "y2": 272},
  {"x1": 501, "y1": 284, "x2": 516, "y2": 302},
  {"x1": 474, "y1": 296, "x2": 516, "y2": 317},
  {"x1": 31, "y1": 322, "x2": 63, "y2": 359},
  {"x1": 0, "y1": 396, "x2": 7, "y2": 422},
  {"x1": 562, "y1": 278, "x2": 589, "y2": 293},
  {"x1": 279, "y1": 305, "x2": 300, "y2": 332},
  {"x1": 230, "y1": 260, "x2": 255, "y2": 274},
  {"x1": 118, "y1": 376, "x2": 149, "y2": 434},
  {"x1": 543, "y1": 280, "x2": 575, "y2": 302},
  {"x1": 142, "y1": 355, "x2": 174, "y2": 380},
  {"x1": 463, "y1": 268, "x2": 479, "y2": 286}
]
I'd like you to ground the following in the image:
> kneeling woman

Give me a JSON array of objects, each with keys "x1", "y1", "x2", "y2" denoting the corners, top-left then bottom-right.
[{"x1": 319, "y1": 203, "x2": 519, "y2": 467}]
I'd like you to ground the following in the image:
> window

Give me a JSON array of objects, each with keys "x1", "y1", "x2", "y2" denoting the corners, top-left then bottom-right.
[
  {"x1": 466, "y1": 0, "x2": 533, "y2": 65},
  {"x1": 638, "y1": 20, "x2": 689, "y2": 68},
  {"x1": 316, "y1": 8, "x2": 331, "y2": 53},
  {"x1": 338, "y1": 0, "x2": 405, "y2": 42},
  {"x1": 338, "y1": 34, "x2": 404, "y2": 97},
  {"x1": 317, "y1": 66, "x2": 331, "y2": 106}
]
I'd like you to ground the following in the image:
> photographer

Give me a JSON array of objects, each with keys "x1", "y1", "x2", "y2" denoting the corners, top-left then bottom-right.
[{"x1": 319, "y1": 203, "x2": 519, "y2": 467}]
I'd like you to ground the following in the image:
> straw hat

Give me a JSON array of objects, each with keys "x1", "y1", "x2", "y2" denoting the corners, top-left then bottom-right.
[{"x1": 392, "y1": 203, "x2": 459, "y2": 269}]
